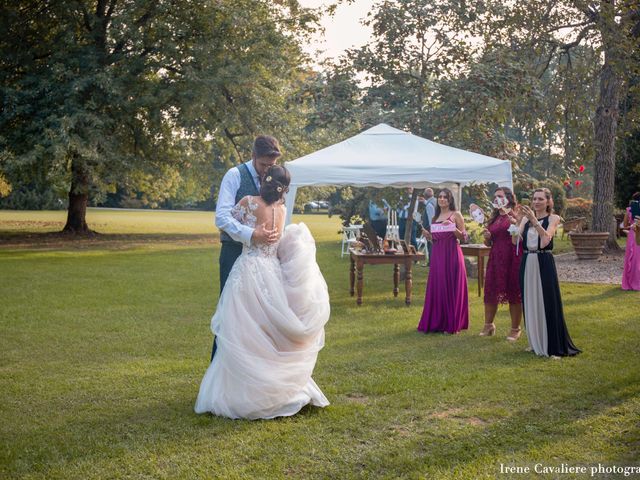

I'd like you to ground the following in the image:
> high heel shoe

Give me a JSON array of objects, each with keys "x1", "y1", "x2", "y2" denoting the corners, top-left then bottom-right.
[
  {"x1": 506, "y1": 328, "x2": 522, "y2": 341},
  {"x1": 478, "y1": 323, "x2": 496, "y2": 336}
]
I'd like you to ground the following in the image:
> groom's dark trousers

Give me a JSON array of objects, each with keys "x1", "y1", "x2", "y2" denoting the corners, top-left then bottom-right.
[{"x1": 211, "y1": 241, "x2": 244, "y2": 361}]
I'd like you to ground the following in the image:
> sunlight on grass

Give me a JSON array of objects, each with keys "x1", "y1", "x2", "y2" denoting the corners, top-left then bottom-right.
[{"x1": 0, "y1": 208, "x2": 342, "y2": 238}]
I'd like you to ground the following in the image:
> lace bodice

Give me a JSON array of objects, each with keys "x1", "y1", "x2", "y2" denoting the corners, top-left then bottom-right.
[{"x1": 231, "y1": 196, "x2": 280, "y2": 258}]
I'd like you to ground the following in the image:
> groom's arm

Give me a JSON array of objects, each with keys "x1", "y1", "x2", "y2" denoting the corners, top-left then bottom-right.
[{"x1": 215, "y1": 168, "x2": 254, "y2": 246}]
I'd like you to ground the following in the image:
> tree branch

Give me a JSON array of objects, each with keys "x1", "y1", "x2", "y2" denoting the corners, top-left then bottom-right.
[
  {"x1": 96, "y1": 0, "x2": 107, "y2": 18},
  {"x1": 224, "y1": 127, "x2": 244, "y2": 160},
  {"x1": 77, "y1": 2, "x2": 92, "y2": 32},
  {"x1": 105, "y1": 0, "x2": 117, "y2": 19},
  {"x1": 542, "y1": 0, "x2": 559, "y2": 23},
  {"x1": 558, "y1": 24, "x2": 594, "y2": 51},
  {"x1": 538, "y1": 44, "x2": 558, "y2": 78},
  {"x1": 134, "y1": 6, "x2": 156, "y2": 27},
  {"x1": 569, "y1": 0, "x2": 599, "y2": 22},
  {"x1": 162, "y1": 65, "x2": 185, "y2": 75},
  {"x1": 544, "y1": 20, "x2": 592, "y2": 33},
  {"x1": 110, "y1": 5, "x2": 156, "y2": 57}
]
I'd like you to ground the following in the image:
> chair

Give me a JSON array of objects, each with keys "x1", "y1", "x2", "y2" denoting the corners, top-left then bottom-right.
[
  {"x1": 614, "y1": 213, "x2": 626, "y2": 238},
  {"x1": 341, "y1": 225, "x2": 362, "y2": 257},
  {"x1": 561, "y1": 217, "x2": 586, "y2": 239},
  {"x1": 416, "y1": 235, "x2": 429, "y2": 266}
]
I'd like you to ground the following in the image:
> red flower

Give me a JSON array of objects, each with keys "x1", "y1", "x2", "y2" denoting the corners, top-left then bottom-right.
[
  {"x1": 563, "y1": 180, "x2": 570, "y2": 186},
  {"x1": 575, "y1": 180, "x2": 583, "y2": 186},
  {"x1": 578, "y1": 165, "x2": 585, "y2": 173}
]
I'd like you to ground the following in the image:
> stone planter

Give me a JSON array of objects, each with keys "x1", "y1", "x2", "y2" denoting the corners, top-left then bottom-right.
[{"x1": 568, "y1": 231, "x2": 610, "y2": 260}]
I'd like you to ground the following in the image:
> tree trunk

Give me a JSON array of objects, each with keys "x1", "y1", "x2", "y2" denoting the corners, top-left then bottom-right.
[
  {"x1": 591, "y1": 51, "x2": 622, "y2": 251},
  {"x1": 63, "y1": 156, "x2": 93, "y2": 235}
]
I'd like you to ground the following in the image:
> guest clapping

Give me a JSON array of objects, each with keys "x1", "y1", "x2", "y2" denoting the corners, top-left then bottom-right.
[
  {"x1": 514, "y1": 188, "x2": 580, "y2": 357},
  {"x1": 478, "y1": 187, "x2": 523, "y2": 340}
]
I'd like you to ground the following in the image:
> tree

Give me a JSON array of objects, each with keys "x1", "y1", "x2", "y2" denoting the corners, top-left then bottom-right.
[
  {"x1": 343, "y1": 1, "x2": 598, "y2": 182},
  {"x1": 338, "y1": 0, "x2": 639, "y2": 249},
  {"x1": 464, "y1": 0, "x2": 640, "y2": 248},
  {"x1": 0, "y1": 0, "x2": 318, "y2": 233}
]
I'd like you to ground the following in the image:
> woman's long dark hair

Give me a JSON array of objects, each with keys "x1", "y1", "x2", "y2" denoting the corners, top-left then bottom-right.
[
  {"x1": 434, "y1": 188, "x2": 456, "y2": 220},
  {"x1": 487, "y1": 186, "x2": 517, "y2": 226},
  {"x1": 260, "y1": 165, "x2": 290, "y2": 205}
]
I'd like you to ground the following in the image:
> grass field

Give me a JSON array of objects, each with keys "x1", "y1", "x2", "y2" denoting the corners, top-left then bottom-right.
[{"x1": 1, "y1": 209, "x2": 638, "y2": 479}]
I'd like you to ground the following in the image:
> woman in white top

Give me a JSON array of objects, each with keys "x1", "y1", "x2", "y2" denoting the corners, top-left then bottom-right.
[{"x1": 513, "y1": 188, "x2": 580, "y2": 358}]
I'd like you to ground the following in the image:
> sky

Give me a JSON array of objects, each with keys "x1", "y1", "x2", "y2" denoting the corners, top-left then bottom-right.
[{"x1": 298, "y1": 0, "x2": 376, "y2": 62}]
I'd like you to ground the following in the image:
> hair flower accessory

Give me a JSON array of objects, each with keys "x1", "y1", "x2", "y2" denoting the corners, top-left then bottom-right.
[
  {"x1": 265, "y1": 176, "x2": 272, "y2": 182},
  {"x1": 276, "y1": 186, "x2": 283, "y2": 192}
]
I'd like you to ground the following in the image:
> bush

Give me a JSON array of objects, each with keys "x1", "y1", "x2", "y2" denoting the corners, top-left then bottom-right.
[
  {"x1": 0, "y1": 186, "x2": 66, "y2": 210},
  {"x1": 564, "y1": 197, "x2": 593, "y2": 227},
  {"x1": 464, "y1": 218, "x2": 485, "y2": 244}
]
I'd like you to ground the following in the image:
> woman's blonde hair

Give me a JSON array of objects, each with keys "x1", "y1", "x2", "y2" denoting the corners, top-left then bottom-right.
[{"x1": 532, "y1": 188, "x2": 554, "y2": 214}]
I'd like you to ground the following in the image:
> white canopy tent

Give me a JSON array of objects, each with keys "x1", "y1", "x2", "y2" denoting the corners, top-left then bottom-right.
[{"x1": 284, "y1": 123, "x2": 513, "y2": 223}]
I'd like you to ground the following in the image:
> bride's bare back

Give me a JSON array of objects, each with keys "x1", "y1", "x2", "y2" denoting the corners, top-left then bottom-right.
[{"x1": 238, "y1": 195, "x2": 286, "y2": 240}]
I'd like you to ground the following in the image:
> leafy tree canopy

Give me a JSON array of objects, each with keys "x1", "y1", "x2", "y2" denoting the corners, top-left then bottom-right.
[{"x1": 0, "y1": 0, "x2": 320, "y2": 230}]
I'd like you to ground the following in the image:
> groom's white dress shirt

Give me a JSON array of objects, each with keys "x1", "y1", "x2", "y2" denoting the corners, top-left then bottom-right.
[{"x1": 215, "y1": 160, "x2": 261, "y2": 246}]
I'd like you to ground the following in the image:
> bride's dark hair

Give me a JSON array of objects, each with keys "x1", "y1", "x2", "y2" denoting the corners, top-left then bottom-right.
[{"x1": 260, "y1": 165, "x2": 291, "y2": 205}]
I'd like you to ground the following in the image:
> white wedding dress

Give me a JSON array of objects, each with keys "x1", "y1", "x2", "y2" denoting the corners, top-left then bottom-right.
[{"x1": 195, "y1": 198, "x2": 330, "y2": 419}]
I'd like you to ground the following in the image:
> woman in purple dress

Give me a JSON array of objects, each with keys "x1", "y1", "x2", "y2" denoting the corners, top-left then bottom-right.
[
  {"x1": 622, "y1": 192, "x2": 640, "y2": 291},
  {"x1": 478, "y1": 187, "x2": 523, "y2": 340},
  {"x1": 418, "y1": 189, "x2": 469, "y2": 334}
]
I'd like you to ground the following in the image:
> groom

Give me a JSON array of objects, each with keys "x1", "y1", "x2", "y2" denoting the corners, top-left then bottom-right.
[{"x1": 211, "y1": 135, "x2": 282, "y2": 359}]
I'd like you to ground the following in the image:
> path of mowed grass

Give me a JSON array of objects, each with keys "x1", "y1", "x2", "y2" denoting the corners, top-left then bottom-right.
[{"x1": 0, "y1": 209, "x2": 639, "y2": 479}]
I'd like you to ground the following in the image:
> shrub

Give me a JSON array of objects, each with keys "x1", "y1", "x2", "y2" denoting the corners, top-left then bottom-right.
[
  {"x1": 0, "y1": 186, "x2": 66, "y2": 210},
  {"x1": 564, "y1": 197, "x2": 592, "y2": 227},
  {"x1": 464, "y1": 218, "x2": 485, "y2": 244}
]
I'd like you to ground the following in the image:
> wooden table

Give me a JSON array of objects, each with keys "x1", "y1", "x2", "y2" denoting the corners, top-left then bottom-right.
[
  {"x1": 460, "y1": 244, "x2": 492, "y2": 297},
  {"x1": 349, "y1": 250, "x2": 425, "y2": 306}
]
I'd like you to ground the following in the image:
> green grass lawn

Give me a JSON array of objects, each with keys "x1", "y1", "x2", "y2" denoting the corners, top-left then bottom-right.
[{"x1": 1, "y1": 209, "x2": 638, "y2": 479}]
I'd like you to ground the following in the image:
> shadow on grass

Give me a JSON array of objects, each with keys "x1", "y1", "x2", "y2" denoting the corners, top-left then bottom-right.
[
  {"x1": 360, "y1": 377, "x2": 640, "y2": 476},
  {"x1": 561, "y1": 285, "x2": 629, "y2": 306}
]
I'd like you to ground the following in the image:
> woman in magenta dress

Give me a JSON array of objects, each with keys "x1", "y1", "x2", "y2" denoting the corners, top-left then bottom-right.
[
  {"x1": 478, "y1": 187, "x2": 524, "y2": 340},
  {"x1": 622, "y1": 192, "x2": 640, "y2": 291},
  {"x1": 418, "y1": 188, "x2": 469, "y2": 334}
]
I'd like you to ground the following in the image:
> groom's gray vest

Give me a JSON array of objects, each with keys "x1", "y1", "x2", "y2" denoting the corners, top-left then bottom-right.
[{"x1": 219, "y1": 163, "x2": 259, "y2": 245}]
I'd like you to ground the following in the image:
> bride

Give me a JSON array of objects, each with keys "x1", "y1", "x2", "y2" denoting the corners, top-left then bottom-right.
[{"x1": 195, "y1": 165, "x2": 330, "y2": 419}]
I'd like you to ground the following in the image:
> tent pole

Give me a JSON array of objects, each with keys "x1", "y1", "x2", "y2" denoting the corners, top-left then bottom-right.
[{"x1": 285, "y1": 186, "x2": 298, "y2": 225}]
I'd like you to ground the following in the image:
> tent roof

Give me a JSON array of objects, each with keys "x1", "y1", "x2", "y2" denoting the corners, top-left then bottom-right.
[{"x1": 285, "y1": 123, "x2": 513, "y2": 189}]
